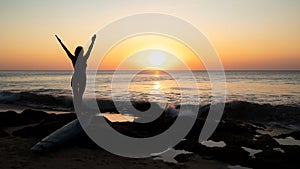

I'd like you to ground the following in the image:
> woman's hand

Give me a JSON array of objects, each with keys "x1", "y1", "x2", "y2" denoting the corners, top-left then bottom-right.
[
  {"x1": 55, "y1": 35, "x2": 62, "y2": 42},
  {"x1": 91, "y1": 34, "x2": 96, "y2": 42}
]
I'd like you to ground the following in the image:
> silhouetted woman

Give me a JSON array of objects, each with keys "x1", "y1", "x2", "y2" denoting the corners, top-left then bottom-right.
[{"x1": 55, "y1": 35, "x2": 96, "y2": 106}]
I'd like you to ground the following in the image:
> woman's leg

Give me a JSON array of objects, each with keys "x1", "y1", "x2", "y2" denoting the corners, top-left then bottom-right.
[
  {"x1": 71, "y1": 75, "x2": 81, "y2": 106},
  {"x1": 78, "y1": 75, "x2": 86, "y2": 103}
]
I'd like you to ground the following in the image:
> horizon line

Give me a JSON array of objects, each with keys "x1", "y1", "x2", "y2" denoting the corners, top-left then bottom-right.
[{"x1": 1, "y1": 69, "x2": 300, "y2": 71}]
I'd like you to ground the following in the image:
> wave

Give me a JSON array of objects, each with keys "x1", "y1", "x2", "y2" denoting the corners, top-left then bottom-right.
[
  {"x1": 1, "y1": 91, "x2": 300, "y2": 130},
  {"x1": 0, "y1": 91, "x2": 73, "y2": 111},
  {"x1": 201, "y1": 101, "x2": 300, "y2": 130}
]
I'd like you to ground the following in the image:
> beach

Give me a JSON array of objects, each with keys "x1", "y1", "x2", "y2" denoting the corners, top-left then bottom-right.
[
  {"x1": 0, "y1": 136, "x2": 231, "y2": 169},
  {"x1": 1, "y1": 100, "x2": 300, "y2": 169},
  {"x1": 0, "y1": 105, "x2": 230, "y2": 169},
  {"x1": 0, "y1": 70, "x2": 300, "y2": 169}
]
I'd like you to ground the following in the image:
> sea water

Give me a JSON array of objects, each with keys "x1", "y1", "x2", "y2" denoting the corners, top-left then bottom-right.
[{"x1": 0, "y1": 70, "x2": 299, "y2": 106}]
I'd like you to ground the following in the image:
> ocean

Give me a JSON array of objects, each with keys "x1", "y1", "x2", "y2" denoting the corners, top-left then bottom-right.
[{"x1": 0, "y1": 70, "x2": 299, "y2": 110}]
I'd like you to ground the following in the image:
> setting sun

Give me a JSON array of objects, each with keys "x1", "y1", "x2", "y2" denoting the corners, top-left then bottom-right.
[
  {"x1": 95, "y1": 34, "x2": 204, "y2": 70},
  {"x1": 148, "y1": 51, "x2": 167, "y2": 66}
]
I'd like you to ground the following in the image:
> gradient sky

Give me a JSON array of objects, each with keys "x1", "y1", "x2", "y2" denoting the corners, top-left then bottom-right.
[{"x1": 0, "y1": 0, "x2": 299, "y2": 70}]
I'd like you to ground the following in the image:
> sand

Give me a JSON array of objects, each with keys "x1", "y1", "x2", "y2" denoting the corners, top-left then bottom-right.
[
  {"x1": 0, "y1": 136, "x2": 228, "y2": 169},
  {"x1": 2, "y1": 101, "x2": 300, "y2": 169},
  {"x1": 0, "y1": 106, "x2": 229, "y2": 169}
]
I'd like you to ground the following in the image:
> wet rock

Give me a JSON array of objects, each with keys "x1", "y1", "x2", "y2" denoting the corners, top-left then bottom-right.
[
  {"x1": 97, "y1": 100, "x2": 118, "y2": 113},
  {"x1": 253, "y1": 146, "x2": 300, "y2": 169},
  {"x1": 20, "y1": 109, "x2": 51, "y2": 123},
  {"x1": 0, "y1": 111, "x2": 28, "y2": 127},
  {"x1": 254, "y1": 134, "x2": 279, "y2": 149},
  {"x1": 109, "y1": 114, "x2": 176, "y2": 138},
  {"x1": 275, "y1": 130, "x2": 300, "y2": 140},
  {"x1": 207, "y1": 121, "x2": 259, "y2": 148},
  {"x1": 252, "y1": 149, "x2": 286, "y2": 169},
  {"x1": 70, "y1": 132, "x2": 100, "y2": 149},
  {"x1": 174, "y1": 119, "x2": 300, "y2": 169},
  {"x1": 18, "y1": 92, "x2": 72, "y2": 110},
  {"x1": 131, "y1": 101, "x2": 151, "y2": 112},
  {"x1": 289, "y1": 131, "x2": 300, "y2": 140},
  {"x1": 0, "y1": 109, "x2": 53, "y2": 127},
  {"x1": 198, "y1": 101, "x2": 300, "y2": 127},
  {"x1": 0, "y1": 129, "x2": 9, "y2": 137},
  {"x1": 12, "y1": 113, "x2": 76, "y2": 138},
  {"x1": 184, "y1": 118, "x2": 205, "y2": 140},
  {"x1": 175, "y1": 140, "x2": 252, "y2": 166},
  {"x1": 222, "y1": 101, "x2": 273, "y2": 122},
  {"x1": 174, "y1": 153, "x2": 195, "y2": 163},
  {"x1": 252, "y1": 122, "x2": 266, "y2": 129}
]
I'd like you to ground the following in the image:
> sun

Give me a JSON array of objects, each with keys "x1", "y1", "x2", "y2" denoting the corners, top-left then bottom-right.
[{"x1": 148, "y1": 51, "x2": 167, "y2": 66}]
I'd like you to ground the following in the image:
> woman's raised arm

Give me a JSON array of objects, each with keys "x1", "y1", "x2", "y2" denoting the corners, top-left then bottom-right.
[
  {"x1": 55, "y1": 35, "x2": 75, "y2": 62},
  {"x1": 84, "y1": 34, "x2": 96, "y2": 60}
]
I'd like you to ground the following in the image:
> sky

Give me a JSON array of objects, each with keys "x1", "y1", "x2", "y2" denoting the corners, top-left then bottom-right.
[{"x1": 0, "y1": 0, "x2": 299, "y2": 70}]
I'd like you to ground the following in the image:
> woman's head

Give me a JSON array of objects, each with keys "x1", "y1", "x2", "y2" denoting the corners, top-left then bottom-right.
[{"x1": 74, "y1": 46, "x2": 84, "y2": 57}]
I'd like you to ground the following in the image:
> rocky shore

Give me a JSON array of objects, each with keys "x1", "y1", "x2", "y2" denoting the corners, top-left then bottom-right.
[{"x1": 1, "y1": 101, "x2": 300, "y2": 169}]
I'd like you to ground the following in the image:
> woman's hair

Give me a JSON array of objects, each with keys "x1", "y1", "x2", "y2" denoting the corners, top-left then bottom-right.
[{"x1": 74, "y1": 46, "x2": 83, "y2": 57}]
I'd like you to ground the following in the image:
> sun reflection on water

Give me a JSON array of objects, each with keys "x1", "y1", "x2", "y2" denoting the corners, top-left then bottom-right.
[{"x1": 153, "y1": 81, "x2": 160, "y2": 90}]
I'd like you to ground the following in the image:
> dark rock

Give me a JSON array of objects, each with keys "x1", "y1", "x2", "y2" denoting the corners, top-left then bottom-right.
[
  {"x1": 131, "y1": 101, "x2": 151, "y2": 112},
  {"x1": 97, "y1": 100, "x2": 118, "y2": 113},
  {"x1": 255, "y1": 134, "x2": 279, "y2": 149},
  {"x1": 197, "y1": 101, "x2": 300, "y2": 128},
  {"x1": 223, "y1": 101, "x2": 300, "y2": 127},
  {"x1": 253, "y1": 149, "x2": 286, "y2": 169},
  {"x1": 69, "y1": 132, "x2": 100, "y2": 149},
  {"x1": 253, "y1": 146, "x2": 300, "y2": 169},
  {"x1": 215, "y1": 145, "x2": 252, "y2": 166},
  {"x1": 174, "y1": 140, "x2": 252, "y2": 166},
  {"x1": 222, "y1": 101, "x2": 273, "y2": 122},
  {"x1": 0, "y1": 111, "x2": 28, "y2": 127},
  {"x1": 174, "y1": 153, "x2": 195, "y2": 163},
  {"x1": 215, "y1": 121, "x2": 258, "y2": 136},
  {"x1": 173, "y1": 119, "x2": 300, "y2": 169},
  {"x1": 12, "y1": 113, "x2": 76, "y2": 138},
  {"x1": 275, "y1": 130, "x2": 300, "y2": 140},
  {"x1": 0, "y1": 129, "x2": 9, "y2": 137},
  {"x1": 109, "y1": 114, "x2": 176, "y2": 138},
  {"x1": 205, "y1": 121, "x2": 259, "y2": 149},
  {"x1": 289, "y1": 131, "x2": 300, "y2": 140},
  {"x1": 185, "y1": 118, "x2": 205, "y2": 140},
  {"x1": 197, "y1": 104, "x2": 210, "y2": 119},
  {"x1": 20, "y1": 109, "x2": 51, "y2": 122},
  {"x1": 252, "y1": 122, "x2": 266, "y2": 129},
  {"x1": 0, "y1": 109, "x2": 53, "y2": 127},
  {"x1": 18, "y1": 92, "x2": 72, "y2": 110}
]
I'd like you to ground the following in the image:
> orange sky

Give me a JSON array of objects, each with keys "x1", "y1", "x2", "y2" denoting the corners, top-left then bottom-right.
[
  {"x1": 0, "y1": 0, "x2": 299, "y2": 70},
  {"x1": 97, "y1": 35, "x2": 204, "y2": 70}
]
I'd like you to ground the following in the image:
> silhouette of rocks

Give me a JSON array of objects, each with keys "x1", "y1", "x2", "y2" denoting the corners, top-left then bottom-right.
[
  {"x1": 0, "y1": 129, "x2": 9, "y2": 137},
  {"x1": 0, "y1": 111, "x2": 28, "y2": 127},
  {"x1": 20, "y1": 109, "x2": 51, "y2": 122},
  {"x1": 108, "y1": 112, "x2": 176, "y2": 138},
  {"x1": 174, "y1": 139, "x2": 252, "y2": 166},
  {"x1": 275, "y1": 130, "x2": 300, "y2": 140},
  {"x1": 253, "y1": 146, "x2": 300, "y2": 169},
  {"x1": 2, "y1": 101, "x2": 300, "y2": 169},
  {"x1": 13, "y1": 113, "x2": 76, "y2": 138},
  {"x1": 131, "y1": 101, "x2": 151, "y2": 112},
  {"x1": 174, "y1": 153, "x2": 195, "y2": 163},
  {"x1": 222, "y1": 101, "x2": 300, "y2": 125},
  {"x1": 97, "y1": 100, "x2": 118, "y2": 113}
]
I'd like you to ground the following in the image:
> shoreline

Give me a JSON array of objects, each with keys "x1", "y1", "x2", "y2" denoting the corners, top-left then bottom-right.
[
  {"x1": 1, "y1": 104, "x2": 300, "y2": 168},
  {"x1": 0, "y1": 136, "x2": 230, "y2": 169},
  {"x1": 0, "y1": 106, "x2": 230, "y2": 169},
  {"x1": 0, "y1": 103, "x2": 72, "y2": 114}
]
